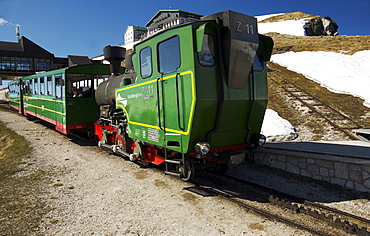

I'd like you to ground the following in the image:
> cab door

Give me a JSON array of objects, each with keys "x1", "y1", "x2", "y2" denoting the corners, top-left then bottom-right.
[{"x1": 158, "y1": 36, "x2": 184, "y2": 149}]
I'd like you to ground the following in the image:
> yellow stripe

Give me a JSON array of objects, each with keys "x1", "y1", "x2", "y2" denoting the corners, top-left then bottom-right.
[
  {"x1": 8, "y1": 99, "x2": 20, "y2": 104},
  {"x1": 24, "y1": 96, "x2": 65, "y2": 103},
  {"x1": 9, "y1": 96, "x2": 65, "y2": 115},
  {"x1": 23, "y1": 102, "x2": 65, "y2": 115},
  {"x1": 116, "y1": 70, "x2": 195, "y2": 135},
  {"x1": 22, "y1": 96, "x2": 65, "y2": 115}
]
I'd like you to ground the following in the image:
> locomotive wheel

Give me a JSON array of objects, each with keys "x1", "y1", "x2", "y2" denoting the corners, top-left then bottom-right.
[
  {"x1": 133, "y1": 141, "x2": 151, "y2": 167},
  {"x1": 213, "y1": 163, "x2": 229, "y2": 174},
  {"x1": 87, "y1": 126, "x2": 96, "y2": 141},
  {"x1": 116, "y1": 136, "x2": 125, "y2": 151},
  {"x1": 179, "y1": 158, "x2": 195, "y2": 181}
]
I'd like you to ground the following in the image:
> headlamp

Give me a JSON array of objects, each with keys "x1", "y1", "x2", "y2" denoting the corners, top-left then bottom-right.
[
  {"x1": 194, "y1": 142, "x2": 210, "y2": 155},
  {"x1": 257, "y1": 134, "x2": 266, "y2": 146}
]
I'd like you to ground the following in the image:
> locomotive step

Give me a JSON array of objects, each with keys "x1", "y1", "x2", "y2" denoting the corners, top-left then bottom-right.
[
  {"x1": 164, "y1": 171, "x2": 182, "y2": 177},
  {"x1": 115, "y1": 148, "x2": 130, "y2": 158},
  {"x1": 164, "y1": 159, "x2": 182, "y2": 164}
]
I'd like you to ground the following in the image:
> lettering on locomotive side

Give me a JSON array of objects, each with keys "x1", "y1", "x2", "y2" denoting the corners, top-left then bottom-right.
[
  {"x1": 141, "y1": 85, "x2": 154, "y2": 100},
  {"x1": 148, "y1": 128, "x2": 159, "y2": 142},
  {"x1": 126, "y1": 85, "x2": 154, "y2": 100},
  {"x1": 128, "y1": 93, "x2": 143, "y2": 99},
  {"x1": 142, "y1": 129, "x2": 146, "y2": 139},
  {"x1": 135, "y1": 128, "x2": 142, "y2": 138}
]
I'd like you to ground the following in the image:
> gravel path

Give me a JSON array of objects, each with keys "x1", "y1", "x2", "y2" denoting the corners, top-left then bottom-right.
[{"x1": 0, "y1": 110, "x2": 307, "y2": 235}]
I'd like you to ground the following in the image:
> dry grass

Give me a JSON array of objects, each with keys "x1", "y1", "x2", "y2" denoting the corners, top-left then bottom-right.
[
  {"x1": 259, "y1": 11, "x2": 317, "y2": 23},
  {"x1": 0, "y1": 118, "x2": 49, "y2": 235},
  {"x1": 269, "y1": 33, "x2": 370, "y2": 55}
]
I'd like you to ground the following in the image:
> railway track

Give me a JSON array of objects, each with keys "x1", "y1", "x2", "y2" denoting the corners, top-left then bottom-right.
[
  {"x1": 189, "y1": 170, "x2": 370, "y2": 236},
  {"x1": 268, "y1": 71, "x2": 363, "y2": 139}
]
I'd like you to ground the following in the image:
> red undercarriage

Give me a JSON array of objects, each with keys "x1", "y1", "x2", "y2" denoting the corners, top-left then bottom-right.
[
  {"x1": 94, "y1": 123, "x2": 247, "y2": 165},
  {"x1": 11, "y1": 106, "x2": 93, "y2": 135}
]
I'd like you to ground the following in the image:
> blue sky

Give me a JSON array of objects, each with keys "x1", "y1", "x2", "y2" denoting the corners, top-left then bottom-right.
[{"x1": 1, "y1": 0, "x2": 369, "y2": 58}]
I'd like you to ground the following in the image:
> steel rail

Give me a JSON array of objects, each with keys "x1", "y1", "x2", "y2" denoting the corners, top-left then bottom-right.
[
  {"x1": 185, "y1": 184, "x2": 325, "y2": 236},
  {"x1": 269, "y1": 74, "x2": 363, "y2": 139},
  {"x1": 220, "y1": 173, "x2": 370, "y2": 236}
]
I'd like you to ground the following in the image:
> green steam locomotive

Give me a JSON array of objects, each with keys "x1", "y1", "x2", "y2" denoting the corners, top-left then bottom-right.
[{"x1": 95, "y1": 10, "x2": 273, "y2": 180}]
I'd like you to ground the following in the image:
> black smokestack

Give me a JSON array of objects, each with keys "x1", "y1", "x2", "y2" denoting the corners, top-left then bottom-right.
[{"x1": 103, "y1": 45, "x2": 126, "y2": 75}]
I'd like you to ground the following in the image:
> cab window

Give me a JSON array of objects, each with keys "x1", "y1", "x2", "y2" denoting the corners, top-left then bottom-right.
[
  {"x1": 198, "y1": 34, "x2": 215, "y2": 66},
  {"x1": 253, "y1": 45, "x2": 264, "y2": 71},
  {"x1": 158, "y1": 36, "x2": 180, "y2": 74},
  {"x1": 140, "y1": 47, "x2": 152, "y2": 78}
]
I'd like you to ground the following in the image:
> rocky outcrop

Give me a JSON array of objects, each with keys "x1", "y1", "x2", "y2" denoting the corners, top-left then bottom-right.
[{"x1": 304, "y1": 17, "x2": 339, "y2": 36}]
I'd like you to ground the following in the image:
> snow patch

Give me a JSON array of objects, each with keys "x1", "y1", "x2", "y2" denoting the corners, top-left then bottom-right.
[
  {"x1": 255, "y1": 13, "x2": 285, "y2": 22},
  {"x1": 258, "y1": 18, "x2": 309, "y2": 36},
  {"x1": 261, "y1": 109, "x2": 298, "y2": 142}
]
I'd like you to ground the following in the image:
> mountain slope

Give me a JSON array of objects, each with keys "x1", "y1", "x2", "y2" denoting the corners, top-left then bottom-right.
[{"x1": 259, "y1": 12, "x2": 370, "y2": 141}]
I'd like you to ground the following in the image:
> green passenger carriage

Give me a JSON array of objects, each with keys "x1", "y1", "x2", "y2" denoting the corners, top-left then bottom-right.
[{"x1": 8, "y1": 64, "x2": 122, "y2": 135}]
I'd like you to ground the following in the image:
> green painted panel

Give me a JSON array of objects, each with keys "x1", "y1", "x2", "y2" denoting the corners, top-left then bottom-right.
[
  {"x1": 66, "y1": 98, "x2": 99, "y2": 125},
  {"x1": 116, "y1": 70, "x2": 195, "y2": 153}
]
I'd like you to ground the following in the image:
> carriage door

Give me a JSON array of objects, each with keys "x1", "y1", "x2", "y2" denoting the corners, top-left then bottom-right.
[
  {"x1": 158, "y1": 36, "x2": 184, "y2": 149},
  {"x1": 46, "y1": 76, "x2": 54, "y2": 123},
  {"x1": 54, "y1": 74, "x2": 65, "y2": 132},
  {"x1": 18, "y1": 81, "x2": 24, "y2": 115}
]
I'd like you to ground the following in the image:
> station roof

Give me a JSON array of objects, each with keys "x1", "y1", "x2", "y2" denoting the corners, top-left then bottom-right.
[{"x1": 0, "y1": 36, "x2": 54, "y2": 58}]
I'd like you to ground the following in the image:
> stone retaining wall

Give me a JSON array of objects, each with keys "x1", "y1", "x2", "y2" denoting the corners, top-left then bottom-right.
[{"x1": 253, "y1": 147, "x2": 370, "y2": 193}]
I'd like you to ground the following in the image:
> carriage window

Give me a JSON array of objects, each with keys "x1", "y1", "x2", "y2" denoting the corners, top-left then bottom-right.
[
  {"x1": 24, "y1": 80, "x2": 31, "y2": 94},
  {"x1": 47, "y1": 76, "x2": 53, "y2": 96},
  {"x1": 93, "y1": 74, "x2": 110, "y2": 90},
  {"x1": 198, "y1": 34, "x2": 215, "y2": 66},
  {"x1": 34, "y1": 78, "x2": 39, "y2": 95},
  {"x1": 158, "y1": 36, "x2": 180, "y2": 74},
  {"x1": 55, "y1": 74, "x2": 63, "y2": 99},
  {"x1": 40, "y1": 77, "x2": 45, "y2": 95},
  {"x1": 140, "y1": 47, "x2": 152, "y2": 78},
  {"x1": 68, "y1": 73, "x2": 93, "y2": 97}
]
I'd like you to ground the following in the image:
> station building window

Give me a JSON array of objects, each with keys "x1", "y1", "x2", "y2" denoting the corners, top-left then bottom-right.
[
  {"x1": 35, "y1": 58, "x2": 51, "y2": 71},
  {"x1": 16, "y1": 57, "x2": 33, "y2": 71},
  {"x1": 0, "y1": 56, "x2": 16, "y2": 71}
]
